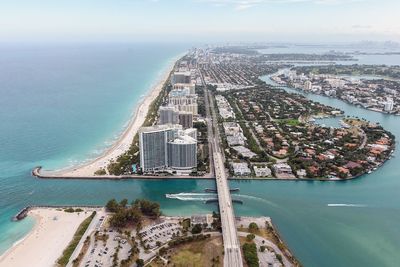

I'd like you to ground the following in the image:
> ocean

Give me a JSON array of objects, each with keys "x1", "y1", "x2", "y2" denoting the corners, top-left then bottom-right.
[{"x1": 1, "y1": 43, "x2": 400, "y2": 267}]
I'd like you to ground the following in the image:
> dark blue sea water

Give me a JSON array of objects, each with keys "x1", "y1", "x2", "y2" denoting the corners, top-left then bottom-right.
[{"x1": 1, "y1": 43, "x2": 400, "y2": 267}]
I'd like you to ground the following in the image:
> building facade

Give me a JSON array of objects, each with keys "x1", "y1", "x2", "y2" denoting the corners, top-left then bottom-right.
[
  {"x1": 139, "y1": 124, "x2": 197, "y2": 173},
  {"x1": 167, "y1": 136, "x2": 197, "y2": 171},
  {"x1": 159, "y1": 106, "x2": 179, "y2": 125},
  {"x1": 139, "y1": 125, "x2": 179, "y2": 172}
]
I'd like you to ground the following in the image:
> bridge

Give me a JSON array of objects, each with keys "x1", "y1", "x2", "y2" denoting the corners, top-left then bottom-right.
[
  {"x1": 202, "y1": 78, "x2": 243, "y2": 266},
  {"x1": 214, "y1": 150, "x2": 244, "y2": 267}
]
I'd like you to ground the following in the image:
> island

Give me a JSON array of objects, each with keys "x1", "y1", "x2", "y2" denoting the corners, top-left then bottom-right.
[{"x1": 271, "y1": 64, "x2": 400, "y2": 115}]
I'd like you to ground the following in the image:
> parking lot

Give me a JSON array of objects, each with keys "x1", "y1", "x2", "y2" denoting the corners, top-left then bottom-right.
[
  {"x1": 80, "y1": 220, "x2": 132, "y2": 267},
  {"x1": 138, "y1": 219, "x2": 182, "y2": 249}
]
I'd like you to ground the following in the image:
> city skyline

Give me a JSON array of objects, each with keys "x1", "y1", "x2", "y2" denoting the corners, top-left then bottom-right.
[{"x1": 1, "y1": 0, "x2": 399, "y2": 43}]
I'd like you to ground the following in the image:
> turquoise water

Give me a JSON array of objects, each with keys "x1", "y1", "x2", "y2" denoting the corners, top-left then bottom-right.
[
  {"x1": 0, "y1": 43, "x2": 189, "y2": 253},
  {"x1": 1, "y1": 44, "x2": 400, "y2": 267}
]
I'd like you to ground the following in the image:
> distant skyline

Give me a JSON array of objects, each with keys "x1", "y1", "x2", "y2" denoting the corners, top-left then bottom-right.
[{"x1": 1, "y1": 0, "x2": 399, "y2": 43}]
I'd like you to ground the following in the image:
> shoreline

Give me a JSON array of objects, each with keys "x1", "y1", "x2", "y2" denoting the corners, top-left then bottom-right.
[
  {"x1": 0, "y1": 207, "x2": 100, "y2": 267},
  {"x1": 2, "y1": 208, "x2": 300, "y2": 267},
  {"x1": 41, "y1": 55, "x2": 182, "y2": 178}
]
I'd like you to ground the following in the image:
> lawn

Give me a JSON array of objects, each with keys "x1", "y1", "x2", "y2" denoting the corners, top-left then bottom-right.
[
  {"x1": 276, "y1": 119, "x2": 300, "y2": 126},
  {"x1": 169, "y1": 237, "x2": 223, "y2": 267}
]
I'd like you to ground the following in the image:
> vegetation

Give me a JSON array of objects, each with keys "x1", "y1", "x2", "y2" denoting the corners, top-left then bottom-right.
[
  {"x1": 168, "y1": 236, "x2": 222, "y2": 267},
  {"x1": 136, "y1": 258, "x2": 145, "y2": 267},
  {"x1": 295, "y1": 64, "x2": 400, "y2": 80},
  {"x1": 57, "y1": 211, "x2": 96, "y2": 266},
  {"x1": 64, "y1": 208, "x2": 83, "y2": 213},
  {"x1": 242, "y1": 242, "x2": 259, "y2": 267},
  {"x1": 248, "y1": 222, "x2": 259, "y2": 233},
  {"x1": 72, "y1": 236, "x2": 91, "y2": 267},
  {"x1": 191, "y1": 224, "x2": 203, "y2": 234},
  {"x1": 246, "y1": 233, "x2": 255, "y2": 242},
  {"x1": 181, "y1": 218, "x2": 191, "y2": 231},
  {"x1": 106, "y1": 198, "x2": 161, "y2": 228},
  {"x1": 168, "y1": 234, "x2": 210, "y2": 247},
  {"x1": 94, "y1": 168, "x2": 107, "y2": 175},
  {"x1": 276, "y1": 119, "x2": 300, "y2": 126}
]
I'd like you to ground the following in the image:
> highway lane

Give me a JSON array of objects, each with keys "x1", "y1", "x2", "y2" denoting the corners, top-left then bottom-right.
[{"x1": 200, "y1": 67, "x2": 243, "y2": 266}]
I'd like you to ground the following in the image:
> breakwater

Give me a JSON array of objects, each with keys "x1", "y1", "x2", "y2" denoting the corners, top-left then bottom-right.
[{"x1": 12, "y1": 205, "x2": 103, "y2": 221}]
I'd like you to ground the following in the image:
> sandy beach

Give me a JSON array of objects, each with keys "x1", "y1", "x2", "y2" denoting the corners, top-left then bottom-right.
[
  {"x1": 42, "y1": 60, "x2": 177, "y2": 178},
  {"x1": 0, "y1": 208, "x2": 94, "y2": 267}
]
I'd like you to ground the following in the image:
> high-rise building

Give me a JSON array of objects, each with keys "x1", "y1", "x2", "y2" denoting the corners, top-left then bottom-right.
[
  {"x1": 139, "y1": 124, "x2": 180, "y2": 172},
  {"x1": 178, "y1": 112, "x2": 193, "y2": 129},
  {"x1": 159, "y1": 106, "x2": 179, "y2": 125},
  {"x1": 168, "y1": 91, "x2": 198, "y2": 116},
  {"x1": 384, "y1": 98, "x2": 394, "y2": 112},
  {"x1": 158, "y1": 106, "x2": 194, "y2": 129},
  {"x1": 173, "y1": 83, "x2": 196, "y2": 94},
  {"x1": 167, "y1": 136, "x2": 197, "y2": 171},
  {"x1": 304, "y1": 80, "x2": 312, "y2": 91},
  {"x1": 171, "y1": 71, "x2": 191, "y2": 85},
  {"x1": 139, "y1": 124, "x2": 197, "y2": 173}
]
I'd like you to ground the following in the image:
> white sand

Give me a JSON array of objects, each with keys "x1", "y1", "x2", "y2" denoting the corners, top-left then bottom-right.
[
  {"x1": 45, "y1": 61, "x2": 175, "y2": 178},
  {"x1": 0, "y1": 208, "x2": 92, "y2": 267}
]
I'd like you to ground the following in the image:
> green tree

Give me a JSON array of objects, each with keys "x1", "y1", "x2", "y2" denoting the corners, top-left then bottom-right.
[
  {"x1": 106, "y1": 199, "x2": 119, "y2": 212},
  {"x1": 249, "y1": 222, "x2": 259, "y2": 233},
  {"x1": 191, "y1": 224, "x2": 202, "y2": 234},
  {"x1": 246, "y1": 234, "x2": 255, "y2": 242},
  {"x1": 136, "y1": 258, "x2": 144, "y2": 267}
]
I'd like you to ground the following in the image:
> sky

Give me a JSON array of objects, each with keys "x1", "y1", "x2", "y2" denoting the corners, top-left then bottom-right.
[{"x1": 0, "y1": 0, "x2": 399, "y2": 43}]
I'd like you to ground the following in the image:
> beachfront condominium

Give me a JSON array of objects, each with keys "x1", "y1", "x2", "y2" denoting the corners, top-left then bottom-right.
[
  {"x1": 159, "y1": 106, "x2": 193, "y2": 129},
  {"x1": 139, "y1": 124, "x2": 180, "y2": 172},
  {"x1": 139, "y1": 124, "x2": 197, "y2": 173},
  {"x1": 178, "y1": 112, "x2": 193, "y2": 129},
  {"x1": 171, "y1": 71, "x2": 191, "y2": 85},
  {"x1": 159, "y1": 106, "x2": 179, "y2": 125},
  {"x1": 167, "y1": 135, "x2": 197, "y2": 171},
  {"x1": 168, "y1": 89, "x2": 198, "y2": 116},
  {"x1": 173, "y1": 83, "x2": 196, "y2": 94}
]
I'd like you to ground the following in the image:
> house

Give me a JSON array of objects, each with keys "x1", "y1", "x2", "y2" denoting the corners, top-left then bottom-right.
[
  {"x1": 231, "y1": 162, "x2": 251, "y2": 176},
  {"x1": 253, "y1": 166, "x2": 272, "y2": 177}
]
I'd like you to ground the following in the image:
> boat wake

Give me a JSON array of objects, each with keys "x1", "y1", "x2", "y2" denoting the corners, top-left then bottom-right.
[
  {"x1": 165, "y1": 192, "x2": 278, "y2": 207},
  {"x1": 165, "y1": 193, "x2": 217, "y2": 201},
  {"x1": 327, "y1": 204, "x2": 367, "y2": 207},
  {"x1": 232, "y1": 194, "x2": 279, "y2": 207}
]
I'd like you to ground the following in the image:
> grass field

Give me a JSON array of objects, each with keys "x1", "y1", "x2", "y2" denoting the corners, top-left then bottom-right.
[
  {"x1": 170, "y1": 237, "x2": 223, "y2": 267},
  {"x1": 276, "y1": 119, "x2": 300, "y2": 126},
  {"x1": 148, "y1": 236, "x2": 223, "y2": 267}
]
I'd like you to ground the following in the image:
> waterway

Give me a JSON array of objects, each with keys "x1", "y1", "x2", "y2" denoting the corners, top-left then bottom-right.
[{"x1": 0, "y1": 43, "x2": 399, "y2": 267}]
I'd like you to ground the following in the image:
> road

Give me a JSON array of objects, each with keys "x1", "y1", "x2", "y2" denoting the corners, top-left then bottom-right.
[
  {"x1": 200, "y1": 70, "x2": 243, "y2": 266},
  {"x1": 214, "y1": 150, "x2": 243, "y2": 267}
]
